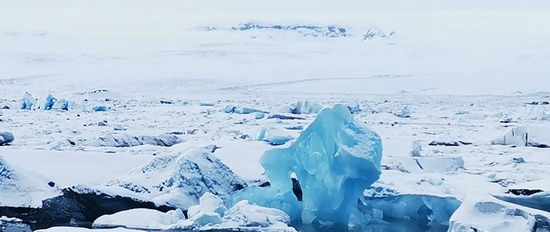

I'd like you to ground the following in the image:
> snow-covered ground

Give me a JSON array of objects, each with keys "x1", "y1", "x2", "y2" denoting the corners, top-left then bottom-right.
[{"x1": 1, "y1": 1, "x2": 550, "y2": 231}]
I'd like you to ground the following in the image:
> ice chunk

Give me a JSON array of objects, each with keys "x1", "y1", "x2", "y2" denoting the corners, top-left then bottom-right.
[
  {"x1": 0, "y1": 132, "x2": 14, "y2": 146},
  {"x1": 92, "y1": 106, "x2": 108, "y2": 112},
  {"x1": 363, "y1": 195, "x2": 461, "y2": 226},
  {"x1": 286, "y1": 101, "x2": 323, "y2": 114},
  {"x1": 220, "y1": 200, "x2": 292, "y2": 228},
  {"x1": 175, "y1": 193, "x2": 294, "y2": 231},
  {"x1": 449, "y1": 194, "x2": 550, "y2": 232},
  {"x1": 185, "y1": 193, "x2": 225, "y2": 227},
  {"x1": 257, "y1": 127, "x2": 294, "y2": 146},
  {"x1": 187, "y1": 192, "x2": 226, "y2": 219},
  {"x1": 44, "y1": 93, "x2": 56, "y2": 110},
  {"x1": 492, "y1": 126, "x2": 550, "y2": 148},
  {"x1": 42, "y1": 94, "x2": 69, "y2": 111},
  {"x1": 393, "y1": 105, "x2": 411, "y2": 118},
  {"x1": 20, "y1": 92, "x2": 35, "y2": 110},
  {"x1": 94, "y1": 148, "x2": 246, "y2": 209},
  {"x1": 494, "y1": 180, "x2": 550, "y2": 213},
  {"x1": 232, "y1": 104, "x2": 383, "y2": 226},
  {"x1": 92, "y1": 208, "x2": 184, "y2": 230},
  {"x1": 410, "y1": 140, "x2": 422, "y2": 157},
  {"x1": 224, "y1": 106, "x2": 268, "y2": 114}
]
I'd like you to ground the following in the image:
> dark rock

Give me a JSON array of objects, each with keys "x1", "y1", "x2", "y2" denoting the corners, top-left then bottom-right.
[
  {"x1": 160, "y1": 100, "x2": 173, "y2": 104},
  {"x1": 267, "y1": 114, "x2": 305, "y2": 120},
  {"x1": 259, "y1": 182, "x2": 271, "y2": 187},
  {"x1": 458, "y1": 141, "x2": 473, "y2": 145},
  {"x1": 48, "y1": 181, "x2": 55, "y2": 187},
  {"x1": 429, "y1": 141, "x2": 460, "y2": 146},
  {"x1": 506, "y1": 189, "x2": 543, "y2": 196},
  {"x1": 0, "y1": 188, "x2": 175, "y2": 230},
  {"x1": 527, "y1": 142, "x2": 550, "y2": 148},
  {"x1": 292, "y1": 178, "x2": 303, "y2": 201}
]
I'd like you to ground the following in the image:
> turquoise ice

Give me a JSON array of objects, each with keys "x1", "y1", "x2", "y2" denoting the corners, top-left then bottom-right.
[{"x1": 232, "y1": 104, "x2": 382, "y2": 226}]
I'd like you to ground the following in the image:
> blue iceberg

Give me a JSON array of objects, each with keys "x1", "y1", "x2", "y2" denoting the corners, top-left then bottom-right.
[
  {"x1": 44, "y1": 93, "x2": 56, "y2": 110},
  {"x1": 21, "y1": 92, "x2": 35, "y2": 110},
  {"x1": 232, "y1": 104, "x2": 383, "y2": 226}
]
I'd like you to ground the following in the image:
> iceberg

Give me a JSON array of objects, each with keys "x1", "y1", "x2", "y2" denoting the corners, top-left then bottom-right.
[
  {"x1": 286, "y1": 101, "x2": 323, "y2": 115},
  {"x1": 449, "y1": 194, "x2": 550, "y2": 232},
  {"x1": 20, "y1": 92, "x2": 35, "y2": 110},
  {"x1": 0, "y1": 132, "x2": 14, "y2": 146},
  {"x1": 491, "y1": 126, "x2": 550, "y2": 148},
  {"x1": 232, "y1": 104, "x2": 383, "y2": 226},
  {"x1": 43, "y1": 94, "x2": 69, "y2": 111},
  {"x1": 89, "y1": 147, "x2": 247, "y2": 209}
]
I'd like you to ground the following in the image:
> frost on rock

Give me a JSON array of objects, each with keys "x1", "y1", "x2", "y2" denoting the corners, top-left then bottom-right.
[
  {"x1": 93, "y1": 148, "x2": 246, "y2": 209},
  {"x1": 232, "y1": 104, "x2": 383, "y2": 226},
  {"x1": 96, "y1": 133, "x2": 182, "y2": 147},
  {"x1": 0, "y1": 132, "x2": 14, "y2": 146}
]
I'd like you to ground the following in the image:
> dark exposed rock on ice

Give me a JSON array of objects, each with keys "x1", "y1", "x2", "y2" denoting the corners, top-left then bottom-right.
[
  {"x1": 429, "y1": 141, "x2": 460, "y2": 146},
  {"x1": 267, "y1": 114, "x2": 305, "y2": 120},
  {"x1": 0, "y1": 188, "x2": 174, "y2": 230}
]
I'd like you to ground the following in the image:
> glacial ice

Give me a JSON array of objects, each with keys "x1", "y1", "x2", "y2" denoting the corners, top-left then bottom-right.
[
  {"x1": 449, "y1": 194, "x2": 550, "y2": 232},
  {"x1": 286, "y1": 101, "x2": 323, "y2": 115},
  {"x1": 44, "y1": 94, "x2": 69, "y2": 111},
  {"x1": 20, "y1": 92, "x2": 35, "y2": 110},
  {"x1": 224, "y1": 106, "x2": 268, "y2": 115},
  {"x1": 492, "y1": 126, "x2": 550, "y2": 148},
  {"x1": 232, "y1": 104, "x2": 383, "y2": 226},
  {"x1": 364, "y1": 195, "x2": 461, "y2": 226},
  {"x1": 91, "y1": 193, "x2": 295, "y2": 231},
  {"x1": 257, "y1": 127, "x2": 294, "y2": 146},
  {"x1": 0, "y1": 132, "x2": 14, "y2": 146},
  {"x1": 93, "y1": 208, "x2": 184, "y2": 230}
]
